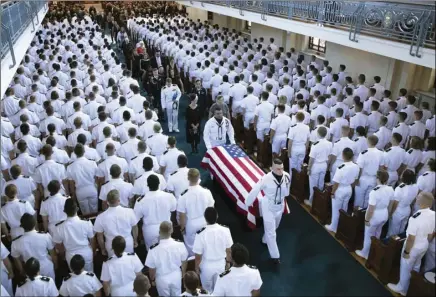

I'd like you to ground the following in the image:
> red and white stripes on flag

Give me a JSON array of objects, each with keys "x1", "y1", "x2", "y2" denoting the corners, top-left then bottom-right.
[{"x1": 201, "y1": 145, "x2": 290, "y2": 229}]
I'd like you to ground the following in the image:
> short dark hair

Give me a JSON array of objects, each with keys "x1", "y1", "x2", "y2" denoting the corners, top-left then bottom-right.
[
  {"x1": 70, "y1": 254, "x2": 85, "y2": 275},
  {"x1": 112, "y1": 236, "x2": 126, "y2": 258},
  {"x1": 64, "y1": 198, "x2": 78, "y2": 217},
  {"x1": 143, "y1": 157, "x2": 154, "y2": 171},
  {"x1": 147, "y1": 174, "x2": 160, "y2": 191},
  {"x1": 177, "y1": 154, "x2": 188, "y2": 167},
  {"x1": 231, "y1": 243, "x2": 249, "y2": 266},
  {"x1": 20, "y1": 213, "x2": 36, "y2": 231},
  {"x1": 401, "y1": 169, "x2": 416, "y2": 185},
  {"x1": 204, "y1": 207, "x2": 217, "y2": 224},
  {"x1": 47, "y1": 180, "x2": 61, "y2": 195}
]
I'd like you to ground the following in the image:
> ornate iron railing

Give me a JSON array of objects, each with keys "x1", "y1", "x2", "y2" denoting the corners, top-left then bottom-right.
[
  {"x1": 1, "y1": 0, "x2": 48, "y2": 64},
  {"x1": 201, "y1": 0, "x2": 435, "y2": 57}
]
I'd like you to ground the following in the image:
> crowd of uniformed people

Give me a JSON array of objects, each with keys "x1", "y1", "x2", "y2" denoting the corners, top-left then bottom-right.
[{"x1": 0, "y1": 1, "x2": 435, "y2": 296}]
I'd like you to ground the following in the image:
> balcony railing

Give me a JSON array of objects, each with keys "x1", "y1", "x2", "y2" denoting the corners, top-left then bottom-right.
[
  {"x1": 201, "y1": 1, "x2": 435, "y2": 58},
  {"x1": 1, "y1": 0, "x2": 48, "y2": 67}
]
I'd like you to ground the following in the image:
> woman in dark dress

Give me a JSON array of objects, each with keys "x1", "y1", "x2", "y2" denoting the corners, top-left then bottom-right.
[{"x1": 186, "y1": 93, "x2": 201, "y2": 154}]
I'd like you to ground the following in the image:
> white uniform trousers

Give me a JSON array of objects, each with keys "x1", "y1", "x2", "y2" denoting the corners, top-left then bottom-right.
[
  {"x1": 395, "y1": 243, "x2": 428, "y2": 295},
  {"x1": 354, "y1": 175, "x2": 376, "y2": 208},
  {"x1": 387, "y1": 207, "x2": 410, "y2": 237},
  {"x1": 261, "y1": 199, "x2": 284, "y2": 259},
  {"x1": 423, "y1": 240, "x2": 435, "y2": 272},
  {"x1": 66, "y1": 246, "x2": 93, "y2": 272},
  {"x1": 387, "y1": 170, "x2": 399, "y2": 187},
  {"x1": 185, "y1": 217, "x2": 207, "y2": 256},
  {"x1": 328, "y1": 185, "x2": 352, "y2": 232},
  {"x1": 309, "y1": 162, "x2": 327, "y2": 203},
  {"x1": 199, "y1": 258, "x2": 225, "y2": 293},
  {"x1": 289, "y1": 145, "x2": 306, "y2": 173},
  {"x1": 1, "y1": 267, "x2": 13, "y2": 297},
  {"x1": 256, "y1": 122, "x2": 270, "y2": 141},
  {"x1": 231, "y1": 101, "x2": 243, "y2": 116},
  {"x1": 142, "y1": 224, "x2": 160, "y2": 251},
  {"x1": 111, "y1": 281, "x2": 136, "y2": 297},
  {"x1": 76, "y1": 184, "x2": 98, "y2": 215},
  {"x1": 105, "y1": 235, "x2": 134, "y2": 257},
  {"x1": 156, "y1": 269, "x2": 182, "y2": 297},
  {"x1": 330, "y1": 159, "x2": 343, "y2": 181},
  {"x1": 39, "y1": 258, "x2": 55, "y2": 280},
  {"x1": 359, "y1": 210, "x2": 388, "y2": 259},
  {"x1": 165, "y1": 101, "x2": 179, "y2": 131},
  {"x1": 243, "y1": 112, "x2": 255, "y2": 129},
  {"x1": 271, "y1": 134, "x2": 287, "y2": 154},
  {"x1": 211, "y1": 87, "x2": 220, "y2": 102}
]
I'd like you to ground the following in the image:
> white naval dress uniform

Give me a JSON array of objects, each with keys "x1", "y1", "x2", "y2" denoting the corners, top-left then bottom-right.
[
  {"x1": 145, "y1": 238, "x2": 188, "y2": 297},
  {"x1": 1, "y1": 199, "x2": 35, "y2": 239},
  {"x1": 192, "y1": 224, "x2": 233, "y2": 293},
  {"x1": 213, "y1": 264, "x2": 262, "y2": 297},
  {"x1": 387, "y1": 183, "x2": 420, "y2": 236},
  {"x1": 389, "y1": 208, "x2": 435, "y2": 296},
  {"x1": 288, "y1": 123, "x2": 310, "y2": 172},
  {"x1": 161, "y1": 84, "x2": 182, "y2": 132},
  {"x1": 3, "y1": 175, "x2": 37, "y2": 207},
  {"x1": 93, "y1": 206, "x2": 139, "y2": 257},
  {"x1": 241, "y1": 94, "x2": 260, "y2": 129},
  {"x1": 100, "y1": 252, "x2": 143, "y2": 297},
  {"x1": 159, "y1": 147, "x2": 186, "y2": 180},
  {"x1": 166, "y1": 167, "x2": 190, "y2": 200},
  {"x1": 132, "y1": 171, "x2": 167, "y2": 197},
  {"x1": 308, "y1": 139, "x2": 333, "y2": 203},
  {"x1": 270, "y1": 114, "x2": 291, "y2": 154},
  {"x1": 383, "y1": 146, "x2": 406, "y2": 186},
  {"x1": 417, "y1": 171, "x2": 435, "y2": 193},
  {"x1": 59, "y1": 271, "x2": 102, "y2": 297},
  {"x1": 245, "y1": 172, "x2": 291, "y2": 259},
  {"x1": 358, "y1": 185, "x2": 394, "y2": 259},
  {"x1": 33, "y1": 159, "x2": 67, "y2": 197},
  {"x1": 133, "y1": 190, "x2": 176, "y2": 249},
  {"x1": 11, "y1": 230, "x2": 55, "y2": 279},
  {"x1": 147, "y1": 133, "x2": 169, "y2": 162},
  {"x1": 177, "y1": 185, "x2": 215, "y2": 255},
  {"x1": 1, "y1": 243, "x2": 12, "y2": 296},
  {"x1": 327, "y1": 161, "x2": 360, "y2": 233},
  {"x1": 330, "y1": 137, "x2": 357, "y2": 178},
  {"x1": 99, "y1": 179, "x2": 133, "y2": 208},
  {"x1": 15, "y1": 275, "x2": 58, "y2": 297},
  {"x1": 66, "y1": 157, "x2": 99, "y2": 215},
  {"x1": 203, "y1": 117, "x2": 235, "y2": 150},
  {"x1": 40, "y1": 193, "x2": 68, "y2": 235},
  {"x1": 254, "y1": 101, "x2": 274, "y2": 141},
  {"x1": 354, "y1": 148, "x2": 384, "y2": 208},
  {"x1": 52, "y1": 216, "x2": 94, "y2": 272}
]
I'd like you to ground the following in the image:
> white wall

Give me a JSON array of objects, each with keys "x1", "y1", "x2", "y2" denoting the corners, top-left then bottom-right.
[
  {"x1": 250, "y1": 23, "x2": 286, "y2": 48},
  {"x1": 185, "y1": 6, "x2": 208, "y2": 22},
  {"x1": 324, "y1": 42, "x2": 396, "y2": 89}
]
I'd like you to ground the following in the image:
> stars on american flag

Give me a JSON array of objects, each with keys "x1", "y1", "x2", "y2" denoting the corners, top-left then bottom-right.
[{"x1": 223, "y1": 144, "x2": 246, "y2": 158}]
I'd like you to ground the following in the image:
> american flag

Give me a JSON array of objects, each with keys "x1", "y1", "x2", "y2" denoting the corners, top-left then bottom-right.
[{"x1": 201, "y1": 144, "x2": 290, "y2": 229}]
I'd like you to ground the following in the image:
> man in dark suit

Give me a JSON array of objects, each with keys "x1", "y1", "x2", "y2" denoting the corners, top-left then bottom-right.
[{"x1": 150, "y1": 50, "x2": 167, "y2": 70}]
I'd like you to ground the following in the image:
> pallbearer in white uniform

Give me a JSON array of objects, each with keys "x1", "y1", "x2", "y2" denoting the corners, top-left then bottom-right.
[
  {"x1": 161, "y1": 78, "x2": 181, "y2": 133},
  {"x1": 203, "y1": 107, "x2": 235, "y2": 150},
  {"x1": 245, "y1": 159, "x2": 290, "y2": 264},
  {"x1": 388, "y1": 192, "x2": 435, "y2": 296},
  {"x1": 355, "y1": 170, "x2": 394, "y2": 260}
]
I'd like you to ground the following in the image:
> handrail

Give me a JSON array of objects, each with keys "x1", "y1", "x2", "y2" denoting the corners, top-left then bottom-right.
[
  {"x1": 1, "y1": 23, "x2": 16, "y2": 68},
  {"x1": 198, "y1": 0, "x2": 435, "y2": 57}
]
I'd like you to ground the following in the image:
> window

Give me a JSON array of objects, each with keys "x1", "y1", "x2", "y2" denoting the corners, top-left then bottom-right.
[
  {"x1": 208, "y1": 11, "x2": 213, "y2": 21},
  {"x1": 245, "y1": 20, "x2": 251, "y2": 31},
  {"x1": 308, "y1": 37, "x2": 326, "y2": 54}
]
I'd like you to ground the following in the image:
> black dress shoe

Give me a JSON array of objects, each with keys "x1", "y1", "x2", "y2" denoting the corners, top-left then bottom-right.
[
  {"x1": 260, "y1": 240, "x2": 267, "y2": 246},
  {"x1": 271, "y1": 258, "x2": 281, "y2": 265}
]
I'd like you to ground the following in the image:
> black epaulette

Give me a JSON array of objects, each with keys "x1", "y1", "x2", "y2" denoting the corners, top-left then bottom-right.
[
  {"x1": 127, "y1": 252, "x2": 135, "y2": 256},
  {"x1": 23, "y1": 175, "x2": 29, "y2": 178},
  {"x1": 163, "y1": 150, "x2": 168, "y2": 155},
  {"x1": 19, "y1": 200, "x2": 27, "y2": 203},
  {"x1": 395, "y1": 124, "x2": 400, "y2": 128},
  {"x1": 102, "y1": 180, "x2": 109, "y2": 186},
  {"x1": 373, "y1": 186, "x2": 381, "y2": 191},
  {"x1": 40, "y1": 276, "x2": 50, "y2": 282},
  {"x1": 291, "y1": 124, "x2": 297, "y2": 127},
  {"x1": 385, "y1": 148, "x2": 392, "y2": 152},
  {"x1": 368, "y1": 112, "x2": 372, "y2": 116},
  {"x1": 2, "y1": 134, "x2": 10, "y2": 139},
  {"x1": 64, "y1": 274, "x2": 71, "y2": 281},
  {"x1": 43, "y1": 196, "x2": 49, "y2": 201},
  {"x1": 407, "y1": 149, "x2": 413, "y2": 154},
  {"x1": 12, "y1": 235, "x2": 22, "y2": 242},
  {"x1": 354, "y1": 138, "x2": 359, "y2": 142},
  {"x1": 170, "y1": 170, "x2": 178, "y2": 176},
  {"x1": 332, "y1": 104, "x2": 336, "y2": 107},
  {"x1": 17, "y1": 279, "x2": 26, "y2": 287},
  {"x1": 148, "y1": 135, "x2": 153, "y2": 138},
  {"x1": 55, "y1": 220, "x2": 65, "y2": 226},
  {"x1": 410, "y1": 122, "x2": 415, "y2": 126},
  {"x1": 200, "y1": 289, "x2": 208, "y2": 295},
  {"x1": 312, "y1": 106, "x2": 317, "y2": 110},
  {"x1": 137, "y1": 195, "x2": 144, "y2": 202},
  {"x1": 106, "y1": 256, "x2": 113, "y2": 261},
  {"x1": 181, "y1": 189, "x2": 188, "y2": 196},
  {"x1": 338, "y1": 164, "x2": 345, "y2": 169},
  {"x1": 196, "y1": 227, "x2": 206, "y2": 234},
  {"x1": 122, "y1": 140, "x2": 127, "y2": 145},
  {"x1": 131, "y1": 156, "x2": 138, "y2": 160},
  {"x1": 38, "y1": 231, "x2": 47, "y2": 234},
  {"x1": 313, "y1": 141, "x2": 319, "y2": 146},
  {"x1": 412, "y1": 212, "x2": 421, "y2": 219},
  {"x1": 399, "y1": 183, "x2": 406, "y2": 188},
  {"x1": 423, "y1": 172, "x2": 429, "y2": 176},
  {"x1": 150, "y1": 242, "x2": 159, "y2": 249},
  {"x1": 136, "y1": 175, "x2": 143, "y2": 180},
  {"x1": 335, "y1": 139, "x2": 340, "y2": 143},
  {"x1": 219, "y1": 269, "x2": 231, "y2": 277},
  {"x1": 351, "y1": 114, "x2": 356, "y2": 117},
  {"x1": 361, "y1": 150, "x2": 368, "y2": 155},
  {"x1": 248, "y1": 265, "x2": 257, "y2": 269},
  {"x1": 36, "y1": 162, "x2": 44, "y2": 168}
]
